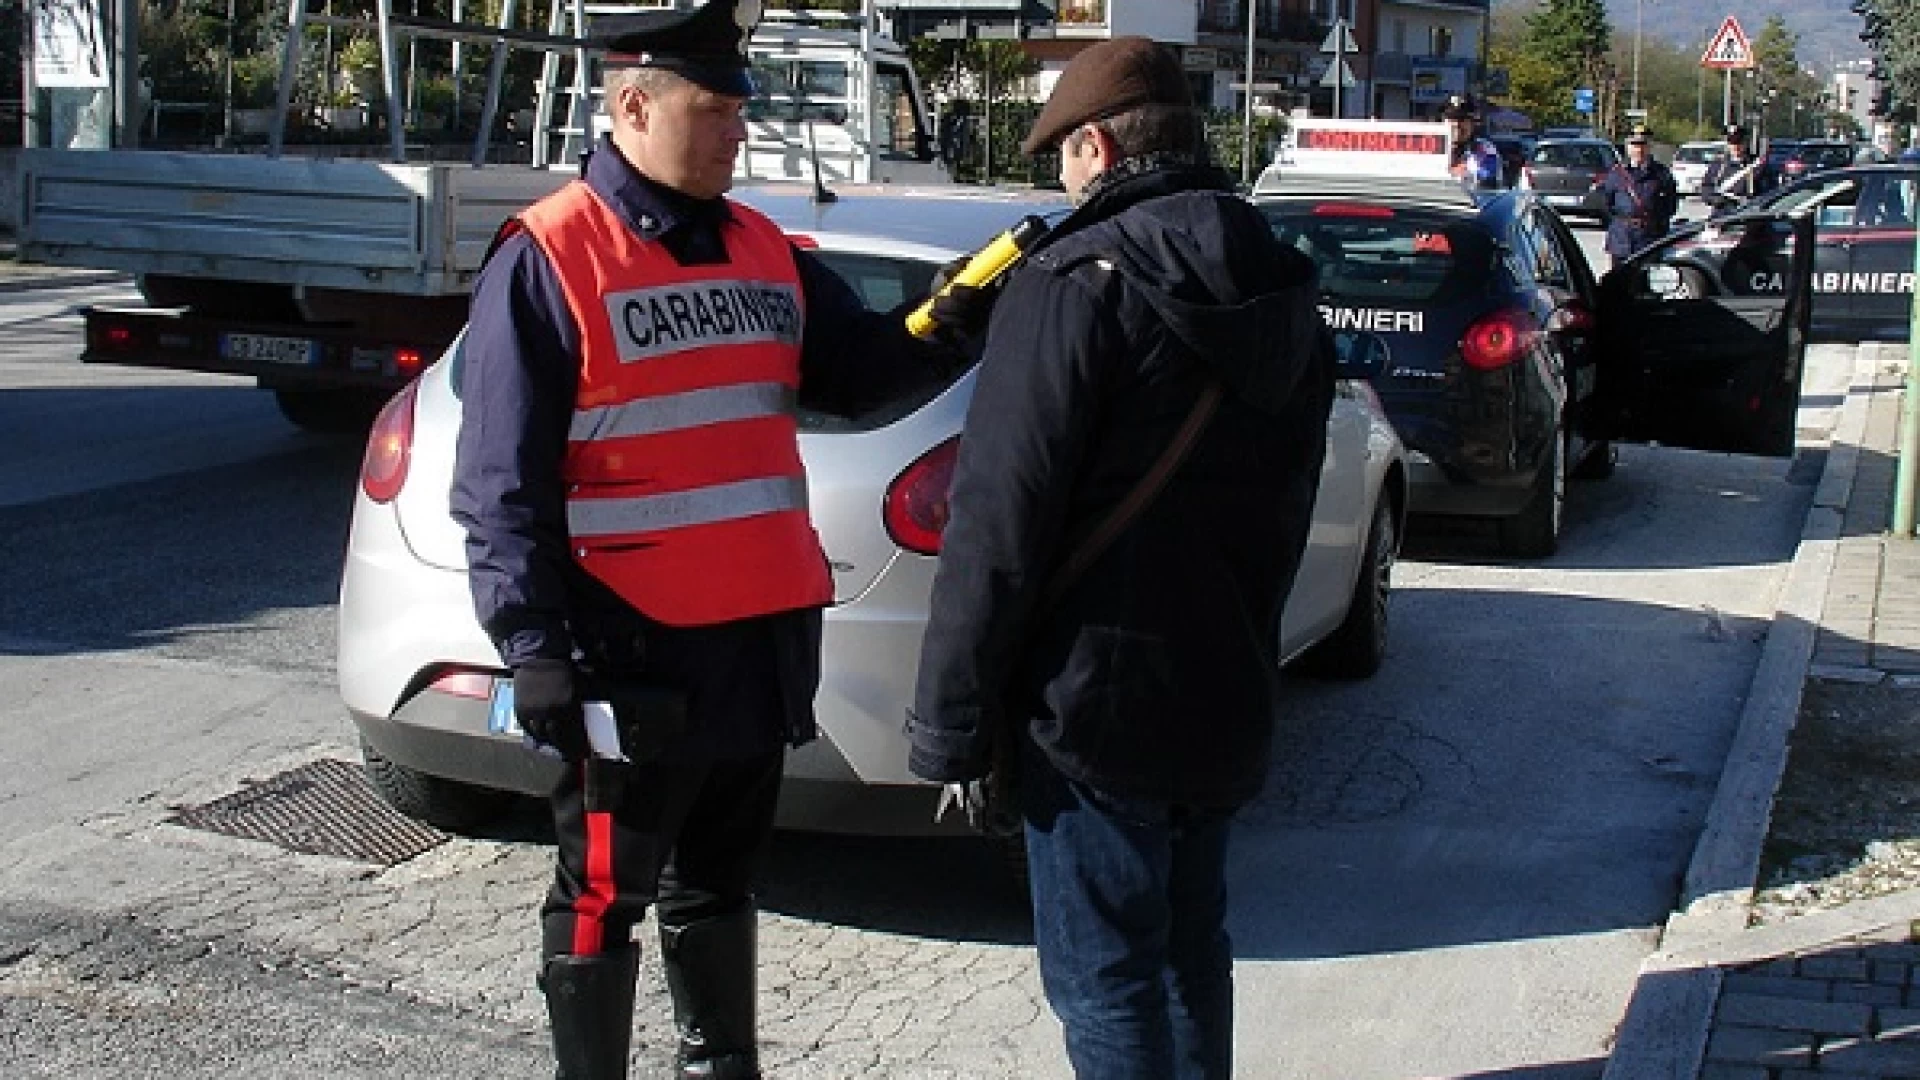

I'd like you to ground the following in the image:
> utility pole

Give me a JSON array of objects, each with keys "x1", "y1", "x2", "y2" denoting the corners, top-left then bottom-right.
[
  {"x1": 1242, "y1": 0, "x2": 1256, "y2": 186},
  {"x1": 113, "y1": 0, "x2": 136, "y2": 146},
  {"x1": 1631, "y1": 0, "x2": 1642, "y2": 111}
]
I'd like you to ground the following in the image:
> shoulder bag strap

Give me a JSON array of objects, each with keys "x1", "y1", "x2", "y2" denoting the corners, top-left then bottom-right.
[{"x1": 1036, "y1": 380, "x2": 1224, "y2": 612}]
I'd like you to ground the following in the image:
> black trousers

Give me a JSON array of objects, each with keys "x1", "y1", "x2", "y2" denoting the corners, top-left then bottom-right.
[{"x1": 542, "y1": 746, "x2": 784, "y2": 958}]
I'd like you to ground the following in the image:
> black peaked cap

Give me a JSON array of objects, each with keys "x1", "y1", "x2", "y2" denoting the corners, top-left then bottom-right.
[{"x1": 594, "y1": 0, "x2": 761, "y2": 97}]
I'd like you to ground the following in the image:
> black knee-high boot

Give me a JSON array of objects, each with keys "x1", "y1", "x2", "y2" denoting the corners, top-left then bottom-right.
[
  {"x1": 539, "y1": 944, "x2": 640, "y2": 1080},
  {"x1": 659, "y1": 909, "x2": 760, "y2": 1079}
]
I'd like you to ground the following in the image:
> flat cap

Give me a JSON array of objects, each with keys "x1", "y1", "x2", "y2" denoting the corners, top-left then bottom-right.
[
  {"x1": 594, "y1": 0, "x2": 761, "y2": 97},
  {"x1": 1440, "y1": 94, "x2": 1477, "y2": 121},
  {"x1": 1021, "y1": 36, "x2": 1192, "y2": 155},
  {"x1": 1625, "y1": 127, "x2": 1649, "y2": 144},
  {"x1": 1724, "y1": 123, "x2": 1747, "y2": 142}
]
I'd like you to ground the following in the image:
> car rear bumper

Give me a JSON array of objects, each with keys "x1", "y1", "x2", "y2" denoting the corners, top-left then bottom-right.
[{"x1": 1406, "y1": 455, "x2": 1538, "y2": 517}]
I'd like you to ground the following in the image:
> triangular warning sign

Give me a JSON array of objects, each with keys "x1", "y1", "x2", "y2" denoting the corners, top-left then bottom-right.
[{"x1": 1700, "y1": 16, "x2": 1754, "y2": 70}]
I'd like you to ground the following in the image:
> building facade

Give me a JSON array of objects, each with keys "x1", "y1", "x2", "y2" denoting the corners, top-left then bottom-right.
[{"x1": 877, "y1": 0, "x2": 1487, "y2": 120}]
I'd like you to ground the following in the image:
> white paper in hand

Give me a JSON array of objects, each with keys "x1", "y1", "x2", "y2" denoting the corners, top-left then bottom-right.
[{"x1": 582, "y1": 701, "x2": 628, "y2": 761}]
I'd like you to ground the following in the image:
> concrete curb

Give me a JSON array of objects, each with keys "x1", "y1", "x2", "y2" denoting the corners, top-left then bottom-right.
[{"x1": 1602, "y1": 343, "x2": 1879, "y2": 1080}]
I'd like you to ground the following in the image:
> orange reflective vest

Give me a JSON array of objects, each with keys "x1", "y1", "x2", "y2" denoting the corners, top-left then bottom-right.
[{"x1": 518, "y1": 181, "x2": 831, "y2": 627}]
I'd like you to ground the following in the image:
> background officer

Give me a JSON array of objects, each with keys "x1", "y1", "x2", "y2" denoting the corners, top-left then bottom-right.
[
  {"x1": 1703, "y1": 124, "x2": 1776, "y2": 214},
  {"x1": 1442, "y1": 94, "x2": 1502, "y2": 189},
  {"x1": 449, "y1": 0, "x2": 957, "y2": 1076},
  {"x1": 1599, "y1": 128, "x2": 1678, "y2": 268}
]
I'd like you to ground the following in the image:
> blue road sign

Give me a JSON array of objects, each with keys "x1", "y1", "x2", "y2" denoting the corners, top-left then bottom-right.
[{"x1": 1574, "y1": 87, "x2": 1595, "y2": 114}]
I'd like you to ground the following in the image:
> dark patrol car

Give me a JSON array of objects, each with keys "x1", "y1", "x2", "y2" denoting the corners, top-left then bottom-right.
[
  {"x1": 1254, "y1": 119, "x2": 1818, "y2": 557},
  {"x1": 1662, "y1": 164, "x2": 1917, "y2": 341}
]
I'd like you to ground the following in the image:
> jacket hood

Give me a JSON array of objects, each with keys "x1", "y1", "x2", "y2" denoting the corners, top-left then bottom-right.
[{"x1": 1044, "y1": 162, "x2": 1326, "y2": 414}]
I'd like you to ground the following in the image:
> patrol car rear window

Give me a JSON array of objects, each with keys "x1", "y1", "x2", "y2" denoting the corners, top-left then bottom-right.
[{"x1": 1259, "y1": 205, "x2": 1495, "y2": 306}]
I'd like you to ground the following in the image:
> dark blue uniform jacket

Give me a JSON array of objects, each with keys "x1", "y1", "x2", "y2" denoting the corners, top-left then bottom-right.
[
  {"x1": 452, "y1": 137, "x2": 954, "y2": 752},
  {"x1": 1600, "y1": 159, "x2": 1679, "y2": 257},
  {"x1": 907, "y1": 161, "x2": 1336, "y2": 808}
]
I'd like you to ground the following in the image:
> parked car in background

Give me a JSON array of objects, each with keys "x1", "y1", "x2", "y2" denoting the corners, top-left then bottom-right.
[
  {"x1": 1648, "y1": 163, "x2": 1920, "y2": 341},
  {"x1": 1520, "y1": 138, "x2": 1622, "y2": 223},
  {"x1": 1540, "y1": 126, "x2": 1598, "y2": 141},
  {"x1": 1671, "y1": 140, "x2": 1726, "y2": 196},
  {"x1": 338, "y1": 183, "x2": 1411, "y2": 835}
]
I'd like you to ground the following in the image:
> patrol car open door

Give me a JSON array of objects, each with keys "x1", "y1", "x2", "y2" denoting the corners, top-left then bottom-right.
[{"x1": 1586, "y1": 208, "x2": 1816, "y2": 458}]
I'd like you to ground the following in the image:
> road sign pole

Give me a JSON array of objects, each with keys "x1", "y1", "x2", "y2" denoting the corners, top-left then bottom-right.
[
  {"x1": 1333, "y1": 34, "x2": 1343, "y2": 118},
  {"x1": 1896, "y1": 237, "x2": 1920, "y2": 536},
  {"x1": 1724, "y1": 68, "x2": 1732, "y2": 128}
]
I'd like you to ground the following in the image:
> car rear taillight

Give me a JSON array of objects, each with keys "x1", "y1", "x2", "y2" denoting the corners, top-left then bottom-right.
[
  {"x1": 1461, "y1": 308, "x2": 1537, "y2": 371},
  {"x1": 1520, "y1": 165, "x2": 1535, "y2": 189},
  {"x1": 884, "y1": 436, "x2": 960, "y2": 555},
  {"x1": 360, "y1": 379, "x2": 418, "y2": 504},
  {"x1": 426, "y1": 666, "x2": 495, "y2": 699}
]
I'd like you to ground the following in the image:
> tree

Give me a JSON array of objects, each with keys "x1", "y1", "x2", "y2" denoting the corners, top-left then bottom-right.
[
  {"x1": 1493, "y1": 0, "x2": 1613, "y2": 130},
  {"x1": 1855, "y1": 0, "x2": 1920, "y2": 124},
  {"x1": 907, "y1": 38, "x2": 1039, "y2": 104}
]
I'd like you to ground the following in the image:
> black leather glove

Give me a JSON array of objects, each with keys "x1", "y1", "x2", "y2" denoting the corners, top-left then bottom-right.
[
  {"x1": 923, "y1": 255, "x2": 999, "y2": 342},
  {"x1": 513, "y1": 658, "x2": 587, "y2": 760}
]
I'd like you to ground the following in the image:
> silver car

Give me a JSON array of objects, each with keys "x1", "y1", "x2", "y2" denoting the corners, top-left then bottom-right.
[{"x1": 338, "y1": 184, "x2": 1408, "y2": 835}]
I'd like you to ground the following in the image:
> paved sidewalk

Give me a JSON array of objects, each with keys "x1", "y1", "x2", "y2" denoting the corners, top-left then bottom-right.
[{"x1": 1606, "y1": 342, "x2": 1920, "y2": 1079}]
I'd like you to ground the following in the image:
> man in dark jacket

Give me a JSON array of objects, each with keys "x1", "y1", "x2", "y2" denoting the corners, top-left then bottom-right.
[
  {"x1": 906, "y1": 36, "x2": 1334, "y2": 1080},
  {"x1": 1599, "y1": 128, "x2": 1679, "y2": 267},
  {"x1": 450, "y1": 2, "x2": 955, "y2": 1076}
]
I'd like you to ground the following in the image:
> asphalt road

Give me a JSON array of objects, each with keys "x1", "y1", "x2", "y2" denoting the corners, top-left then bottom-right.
[{"x1": 0, "y1": 257, "x2": 1859, "y2": 1077}]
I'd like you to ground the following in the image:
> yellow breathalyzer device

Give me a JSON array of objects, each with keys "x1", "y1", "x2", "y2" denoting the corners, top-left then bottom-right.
[{"x1": 905, "y1": 215, "x2": 1050, "y2": 339}]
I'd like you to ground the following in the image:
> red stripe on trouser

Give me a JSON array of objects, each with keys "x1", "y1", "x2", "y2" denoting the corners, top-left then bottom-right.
[{"x1": 571, "y1": 808, "x2": 618, "y2": 955}]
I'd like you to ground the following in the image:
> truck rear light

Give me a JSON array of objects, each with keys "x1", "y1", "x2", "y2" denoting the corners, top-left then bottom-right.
[
  {"x1": 395, "y1": 348, "x2": 425, "y2": 375},
  {"x1": 360, "y1": 379, "x2": 418, "y2": 504},
  {"x1": 884, "y1": 436, "x2": 960, "y2": 555},
  {"x1": 426, "y1": 666, "x2": 496, "y2": 700},
  {"x1": 1461, "y1": 308, "x2": 1536, "y2": 371},
  {"x1": 91, "y1": 321, "x2": 140, "y2": 353}
]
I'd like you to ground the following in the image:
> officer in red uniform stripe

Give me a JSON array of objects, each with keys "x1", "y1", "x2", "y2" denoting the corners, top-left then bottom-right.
[{"x1": 449, "y1": 1, "x2": 960, "y2": 1075}]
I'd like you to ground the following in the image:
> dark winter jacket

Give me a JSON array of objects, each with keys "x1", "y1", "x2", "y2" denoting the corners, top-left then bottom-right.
[{"x1": 906, "y1": 160, "x2": 1335, "y2": 808}]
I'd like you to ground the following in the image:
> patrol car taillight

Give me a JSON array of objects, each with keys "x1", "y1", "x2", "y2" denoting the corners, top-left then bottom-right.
[
  {"x1": 885, "y1": 436, "x2": 960, "y2": 556},
  {"x1": 1461, "y1": 308, "x2": 1535, "y2": 371},
  {"x1": 1313, "y1": 202, "x2": 1395, "y2": 218},
  {"x1": 360, "y1": 380, "x2": 418, "y2": 504}
]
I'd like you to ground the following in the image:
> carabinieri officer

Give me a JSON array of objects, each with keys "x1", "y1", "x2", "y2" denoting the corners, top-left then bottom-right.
[
  {"x1": 450, "y1": 0, "x2": 960, "y2": 1075},
  {"x1": 1599, "y1": 127, "x2": 1678, "y2": 268}
]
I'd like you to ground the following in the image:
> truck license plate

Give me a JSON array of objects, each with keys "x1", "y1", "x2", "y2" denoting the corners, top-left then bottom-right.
[{"x1": 220, "y1": 333, "x2": 317, "y2": 366}]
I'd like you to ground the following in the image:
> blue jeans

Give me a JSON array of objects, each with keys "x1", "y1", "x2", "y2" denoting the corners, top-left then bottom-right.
[{"x1": 1021, "y1": 747, "x2": 1238, "y2": 1080}]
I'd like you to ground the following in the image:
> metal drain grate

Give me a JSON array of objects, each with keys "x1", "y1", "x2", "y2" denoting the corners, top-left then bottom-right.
[{"x1": 167, "y1": 758, "x2": 447, "y2": 866}]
